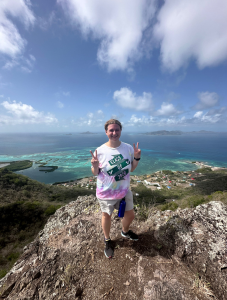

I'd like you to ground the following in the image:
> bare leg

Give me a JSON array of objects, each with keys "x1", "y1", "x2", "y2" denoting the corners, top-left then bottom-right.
[
  {"x1": 102, "y1": 212, "x2": 112, "y2": 239},
  {"x1": 121, "y1": 209, "x2": 135, "y2": 233}
]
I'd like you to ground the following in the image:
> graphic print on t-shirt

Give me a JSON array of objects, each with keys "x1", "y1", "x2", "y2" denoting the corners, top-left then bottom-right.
[{"x1": 106, "y1": 154, "x2": 130, "y2": 181}]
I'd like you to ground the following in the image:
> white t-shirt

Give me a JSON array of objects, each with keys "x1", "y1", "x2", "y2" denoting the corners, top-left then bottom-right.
[{"x1": 95, "y1": 142, "x2": 134, "y2": 200}]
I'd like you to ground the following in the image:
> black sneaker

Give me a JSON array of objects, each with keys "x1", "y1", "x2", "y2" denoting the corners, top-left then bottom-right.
[
  {"x1": 104, "y1": 238, "x2": 114, "y2": 258},
  {"x1": 121, "y1": 230, "x2": 138, "y2": 241}
]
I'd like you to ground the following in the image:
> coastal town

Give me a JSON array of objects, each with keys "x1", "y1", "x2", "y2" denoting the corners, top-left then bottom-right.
[{"x1": 56, "y1": 161, "x2": 226, "y2": 193}]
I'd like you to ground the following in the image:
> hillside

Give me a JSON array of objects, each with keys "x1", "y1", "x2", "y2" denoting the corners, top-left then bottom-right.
[
  {"x1": 0, "y1": 168, "x2": 95, "y2": 279},
  {"x1": 0, "y1": 167, "x2": 227, "y2": 299},
  {"x1": 1, "y1": 197, "x2": 227, "y2": 299}
]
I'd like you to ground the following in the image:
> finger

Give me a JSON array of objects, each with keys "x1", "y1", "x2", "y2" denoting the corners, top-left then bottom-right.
[
  {"x1": 137, "y1": 142, "x2": 139, "y2": 149},
  {"x1": 95, "y1": 150, "x2": 97, "y2": 158},
  {"x1": 90, "y1": 150, "x2": 95, "y2": 159}
]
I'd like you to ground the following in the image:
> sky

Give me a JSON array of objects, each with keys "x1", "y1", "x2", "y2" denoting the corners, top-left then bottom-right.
[{"x1": 0, "y1": 0, "x2": 227, "y2": 133}]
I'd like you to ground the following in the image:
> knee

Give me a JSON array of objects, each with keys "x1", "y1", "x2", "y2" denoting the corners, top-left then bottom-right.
[
  {"x1": 102, "y1": 212, "x2": 111, "y2": 220},
  {"x1": 125, "y1": 209, "x2": 135, "y2": 221}
]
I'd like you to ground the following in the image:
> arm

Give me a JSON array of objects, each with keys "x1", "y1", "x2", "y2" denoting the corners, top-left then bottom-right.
[
  {"x1": 131, "y1": 158, "x2": 139, "y2": 172},
  {"x1": 131, "y1": 142, "x2": 141, "y2": 172},
  {"x1": 91, "y1": 166, "x2": 99, "y2": 176}
]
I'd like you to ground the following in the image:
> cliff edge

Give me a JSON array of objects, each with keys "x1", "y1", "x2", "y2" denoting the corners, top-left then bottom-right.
[{"x1": 1, "y1": 196, "x2": 227, "y2": 300}]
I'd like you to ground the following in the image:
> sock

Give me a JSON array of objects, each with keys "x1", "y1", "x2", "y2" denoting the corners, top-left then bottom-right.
[{"x1": 122, "y1": 230, "x2": 129, "y2": 235}]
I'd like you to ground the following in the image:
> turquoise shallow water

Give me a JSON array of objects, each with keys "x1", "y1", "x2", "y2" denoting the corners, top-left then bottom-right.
[{"x1": 0, "y1": 132, "x2": 226, "y2": 184}]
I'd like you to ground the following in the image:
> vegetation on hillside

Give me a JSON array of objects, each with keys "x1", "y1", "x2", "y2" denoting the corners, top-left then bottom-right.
[
  {"x1": 0, "y1": 168, "x2": 95, "y2": 278},
  {"x1": 132, "y1": 168, "x2": 227, "y2": 220}
]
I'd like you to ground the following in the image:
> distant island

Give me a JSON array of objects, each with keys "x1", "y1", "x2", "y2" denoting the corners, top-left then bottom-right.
[
  {"x1": 80, "y1": 131, "x2": 97, "y2": 134},
  {"x1": 144, "y1": 130, "x2": 182, "y2": 135},
  {"x1": 143, "y1": 130, "x2": 223, "y2": 135}
]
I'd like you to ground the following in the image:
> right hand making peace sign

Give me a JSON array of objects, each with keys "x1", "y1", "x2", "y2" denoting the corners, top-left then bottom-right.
[{"x1": 90, "y1": 150, "x2": 99, "y2": 169}]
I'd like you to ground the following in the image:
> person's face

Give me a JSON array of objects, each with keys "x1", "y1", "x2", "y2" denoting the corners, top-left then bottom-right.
[{"x1": 105, "y1": 124, "x2": 121, "y2": 141}]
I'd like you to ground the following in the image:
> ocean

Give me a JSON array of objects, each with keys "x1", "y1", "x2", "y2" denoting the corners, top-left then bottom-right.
[{"x1": 0, "y1": 132, "x2": 227, "y2": 184}]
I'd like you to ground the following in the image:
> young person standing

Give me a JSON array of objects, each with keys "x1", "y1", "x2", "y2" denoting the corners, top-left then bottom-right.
[{"x1": 90, "y1": 119, "x2": 141, "y2": 258}]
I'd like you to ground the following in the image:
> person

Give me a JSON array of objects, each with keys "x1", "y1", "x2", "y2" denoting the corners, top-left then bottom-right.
[{"x1": 90, "y1": 119, "x2": 141, "y2": 258}]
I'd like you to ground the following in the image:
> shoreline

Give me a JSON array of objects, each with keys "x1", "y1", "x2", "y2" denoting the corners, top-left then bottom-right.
[
  {"x1": 1, "y1": 160, "x2": 226, "y2": 186},
  {"x1": 193, "y1": 161, "x2": 227, "y2": 171},
  {"x1": 53, "y1": 161, "x2": 227, "y2": 188}
]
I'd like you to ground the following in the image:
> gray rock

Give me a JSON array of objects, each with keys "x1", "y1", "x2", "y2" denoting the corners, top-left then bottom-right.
[{"x1": 0, "y1": 198, "x2": 226, "y2": 299}]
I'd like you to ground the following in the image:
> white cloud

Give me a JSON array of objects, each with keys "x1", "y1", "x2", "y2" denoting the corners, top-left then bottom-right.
[
  {"x1": 0, "y1": 0, "x2": 35, "y2": 58},
  {"x1": 194, "y1": 111, "x2": 203, "y2": 118},
  {"x1": 72, "y1": 109, "x2": 104, "y2": 127},
  {"x1": 193, "y1": 111, "x2": 223, "y2": 124},
  {"x1": 57, "y1": 101, "x2": 64, "y2": 108},
  {"x1": 153, "y1": 0, "x2": 227, "y2": 71},
  {"x1": 156, "y1": 102, "x2": 181, "y2": 116},
  {"x1": 38, "y1": 11, "x2": 57, "y2": 31},
  {"x1": 125, "y1": 110, "x2": 225, "y2": 128},
  {"x1": 4, "y1": 53, "x2": 36, "y2": 72},
  {"x1": 58, "y1": 0, "x2": 157, "y2": 72},
  {"x1": 193, "y1": 92, "x2": 219, "y2": 110},
  {"x1": 206, "y1": 107, "x2": 226, "y2": 116},
  {"x1": 113, "y1": 87, "x2": 154, "y2": 111},
  {"x1": 0, "y1": 100, "x2": 57, "y2": 125},
  {"x1": 127, "y1": 114, "x2": 155, "y2": 126}
]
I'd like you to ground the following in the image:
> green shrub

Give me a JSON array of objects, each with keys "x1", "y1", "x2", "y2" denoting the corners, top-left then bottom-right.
[
  {"x1": 160, "y1": 202, "x2": 178, "y2": 211},
  {"x1": 0, "y1": 269, "x2": 7, "y2": 279},
  {"x1": 0, "y1": 255, "x2": 7, "y2": 265},
  {"x1": 136, "y1": 205, "x2": 149, "y2": 221},
  {"x1": 24, "y1": 201, "x2": 41, "y2": 210},
  {"x1": 162, "y1": 170, "x2": 174, "y2": 175},
  {"x1": 185, "y1": 196, "x2": 206, "y2": 208},
  {"x1": 44, "y1": 205, "x2": 61, "y2": 216},
  {"x1": 7, "y1": 252, "x2": 20, "y2": 262},
  {"x1": 196, "y1": 167, "x2": 212, "y2": 173},
  {"x1": 23, "y1": 190, "x2": 31, "y2": 198}
]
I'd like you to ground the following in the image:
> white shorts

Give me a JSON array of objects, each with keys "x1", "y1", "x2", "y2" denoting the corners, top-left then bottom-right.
[{"x1": 97, "y1": 189, "x2": 134, "y2": 216}]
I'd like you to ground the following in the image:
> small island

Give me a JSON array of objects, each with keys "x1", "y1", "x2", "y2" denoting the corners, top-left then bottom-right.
[
  {"x1": 144, "y1": 130, "x2": 182, "y2": 135},
  {"x1": 80, "y1": 131, "x2": 97, "y2": 134},
  {"x1": 0, "y1": 160, "x2": 33, "y2": 172},
  {"x1": 143, "y1": 130, "x2": 225, "y2": 135}
]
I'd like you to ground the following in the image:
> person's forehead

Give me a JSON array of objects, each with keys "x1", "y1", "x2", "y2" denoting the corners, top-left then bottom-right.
[{"x1": 107, "y1": 123, "x2": 121, "y2": 130}]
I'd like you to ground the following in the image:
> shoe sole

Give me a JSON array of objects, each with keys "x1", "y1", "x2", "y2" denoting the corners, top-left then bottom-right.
[
  {"x1": 104, "y1": 249, "x2": 114, "y2": 258},
  {"x1": 121, "y1": 232, "x2": 138, "y2": 241}
]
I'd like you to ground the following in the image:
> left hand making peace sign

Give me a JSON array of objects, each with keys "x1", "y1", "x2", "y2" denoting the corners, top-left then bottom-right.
[{"x1": 133, "y1": 142, "x2": 141, "y2": 159}]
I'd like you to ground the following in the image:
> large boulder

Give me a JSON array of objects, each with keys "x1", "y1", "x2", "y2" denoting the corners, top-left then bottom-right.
[{"x1": 152, "y1": 201, "x2": 227, "y2": 300}]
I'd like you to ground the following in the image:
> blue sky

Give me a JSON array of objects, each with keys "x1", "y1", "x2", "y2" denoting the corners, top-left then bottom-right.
[{"x1": 0, "y1": 0, "x2": 227, "y2": 132}]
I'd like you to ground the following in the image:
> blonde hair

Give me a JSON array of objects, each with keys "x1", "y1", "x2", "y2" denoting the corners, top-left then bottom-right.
[{"x1": 104, "y1": 119, "x2": 122, "y2": 131}]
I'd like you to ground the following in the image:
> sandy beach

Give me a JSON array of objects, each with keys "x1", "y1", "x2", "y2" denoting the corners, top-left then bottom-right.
[
  {"x1": 0, "y1": 163, "x2": 10, "y2": 169},
  {"x1": 194, "y1": 161, "x2": 226, "y2": 171}
]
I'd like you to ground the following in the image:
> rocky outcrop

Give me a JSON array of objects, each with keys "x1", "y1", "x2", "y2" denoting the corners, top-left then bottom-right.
[
  {"x1": 152, "y1": 201, "x2": 227, "y2": 300},
  {"x1": 0, "y1": 197, "x2": 226, "y2": 299}
]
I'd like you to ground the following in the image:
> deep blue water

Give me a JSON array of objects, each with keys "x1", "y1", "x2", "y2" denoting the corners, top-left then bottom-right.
[{"x1": 0, "y1": 132, "x2": 226, "y2": 184}]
